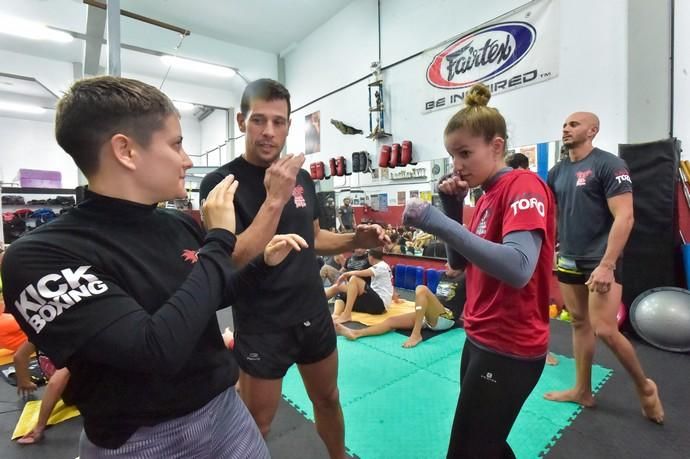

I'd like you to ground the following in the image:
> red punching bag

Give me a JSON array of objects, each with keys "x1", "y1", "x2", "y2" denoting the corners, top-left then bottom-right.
[
  {"x1": 315, "y1": 161, "x2": 325, "y2": 180},
  {"x1": 336, "y1": 156, "x2": 346, "y2": 176},
  {"x1": 401, "y1": 140, "x2": 414, "y2": 165},
  {"x1": 329, "y1": 158, "x2": 337, "y2": 177},
  {"x1": 379, "y1": 145, "x2": 391, "y2": 168},
  {"x1": 390, "y1": 143, "x2": 400, "y2": 168},
  {"x1": 309, "y1": 163, "x2": 318, "y2": 180}
]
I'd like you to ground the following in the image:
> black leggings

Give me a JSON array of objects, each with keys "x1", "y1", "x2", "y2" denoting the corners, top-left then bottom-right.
[{"x1": 447, "y1": 338, "x2": 546, "y2": 459}]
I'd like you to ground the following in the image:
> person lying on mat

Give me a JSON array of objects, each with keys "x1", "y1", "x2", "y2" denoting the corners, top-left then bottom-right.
[
  {"x1": 402, "y1": 83, "x2": 555, "y2": 459},
  {"x1": 325, "y1": 248, "x2": 393, "y2": 324},
  {"x1": 335, "y1": 266, "x2": 465, "y2": 348}
]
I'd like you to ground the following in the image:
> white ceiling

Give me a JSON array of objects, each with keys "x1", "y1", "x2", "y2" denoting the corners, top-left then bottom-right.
[
  {"x1": 0, "y1": 0, "x2": 355, "y2": 107},
  {"x1": 119, "y1": 0, "x2": 354, "y2": 54}
]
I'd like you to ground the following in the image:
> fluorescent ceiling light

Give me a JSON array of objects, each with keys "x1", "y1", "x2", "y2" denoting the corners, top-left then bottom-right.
[
  {"x1": 173, "y1": 101, "x2": 196, "y2": 112},
  {"x1": 0, "y1": 15, "x2": 73, "y2": 43},
  {"x1": 160, "y1": 56, "x2": 236, "y2": 78},
  {"x1": 0, "y1": 101, "x2": 46, "y2": 114}
]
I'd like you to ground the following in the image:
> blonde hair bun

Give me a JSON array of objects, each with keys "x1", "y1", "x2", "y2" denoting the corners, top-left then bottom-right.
[{"x1": 465, "y1": 83, "x2": 491, "y2": 108}]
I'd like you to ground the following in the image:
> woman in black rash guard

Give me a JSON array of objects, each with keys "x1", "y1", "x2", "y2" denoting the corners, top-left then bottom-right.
[{"x1": 0, "y1": 76, "x2": 305, "y2": 458}]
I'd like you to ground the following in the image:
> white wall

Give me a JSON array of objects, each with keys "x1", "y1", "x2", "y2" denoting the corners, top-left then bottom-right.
[
  {"x1": 179, "y1": 114, "x2": 201, "y2": 163},
  {"x1": 284, "y1": 0, "x2": 378, "y2": 109},
  {"x1": 674, "y1": 0, "x2": 689, "y2": 158},
  {"x1": 200, "y1": 109, "x2": 230, "y2": 167},
  {"x1": 0, "y1": 52, "x2": 238, "y2": 186},
  {"x1": 627, "y1": 0, "x2": 672, "y2": 143},
  {"x1": 380, "y1": 0, "x2": 525, "y2": 65},
  {"x1": 0, "y1": 116, "x2": 77, "y2": 187},
  {"x1": 286, "y1": 0, "x2": 629, "y2": 180}
]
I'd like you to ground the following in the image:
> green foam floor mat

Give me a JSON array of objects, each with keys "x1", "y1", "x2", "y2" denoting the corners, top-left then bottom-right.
[
  {"x1": 282, "y1": 329, "x2": 612, "y2": 458},
  {"x1": 358, "y1": 327, "x2": 464, "y2": 368},
  {"x1": 282, "y1": 337, "x2": 419, "y2": 416}
]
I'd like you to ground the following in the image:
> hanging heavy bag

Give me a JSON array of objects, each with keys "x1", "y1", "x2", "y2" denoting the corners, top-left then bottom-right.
[
  {"x1": 401, "y1": 140, "x2": 415, "y2": 165},
  {"x1": 351, "y1": 152, "x2": 362, "y2": 172},
  {"x1": 379, "y1": 145, "x2": 391, "y2": 168},
  {"x1": 390, "y1": 143, "x2": 401, "y2": 168},
  {"x1": 359, "y1": 151, "x2": 371, "y2": 172},
  {"x1": 336, "y1": 156, "x2": 346, "y2": 176},
  {"x1": 329, "y1": 158, "x2": 337, "y2": 177},
  {"x1": 310, "y1": 163, "x2": 318, "y2": 180}
]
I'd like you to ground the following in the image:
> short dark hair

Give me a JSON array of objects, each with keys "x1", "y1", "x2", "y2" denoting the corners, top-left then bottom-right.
[
  {"x1": 240, "y1": 78, "x2": 291, "y2": 118},
  {"x1": 55, "y1": 76, "x2": 178, "y2": 176},
  {"x1": 506, "y1": 153, "x2": 529, "y2": 169},
  {"x1": 367, "y1": 248, "x2": 384, "y2": 260}
]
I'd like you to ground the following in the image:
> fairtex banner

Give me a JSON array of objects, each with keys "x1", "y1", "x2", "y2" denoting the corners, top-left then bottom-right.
[{"x1": 422, "y1": 0, "x2": 559, "y2": 114}]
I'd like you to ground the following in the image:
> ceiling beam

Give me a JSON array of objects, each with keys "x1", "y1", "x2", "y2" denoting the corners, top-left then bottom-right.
[
  {"x1": 83, "y1": 4, "x2": 107, "y2": 76},
  {"x1": 82, "y1": 0, "x2": 191, "y2": 36}
]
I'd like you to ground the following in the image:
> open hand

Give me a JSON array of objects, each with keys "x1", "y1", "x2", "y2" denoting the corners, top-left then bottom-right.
[
  {"x1": 17, "y1": 380, "x2": 37, "y2": 398},
  {"x1": 201, "y1": 174, "x2": 239, "y2": 233},
  {"x1": 264, "y1": 234, "x2": 308, "y2": 266}
]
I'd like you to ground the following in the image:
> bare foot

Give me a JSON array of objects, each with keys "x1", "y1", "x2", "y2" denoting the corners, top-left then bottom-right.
[
  {"x1": 546, "y1": 353, "x2": 559, "y2": 366},
  {"x1": 334, "y1": 314, "x2": 352, "y2": 324},
  {"x1": 17, "y1": 428, "x2": 44, "y2": 445},
  {"x1": 639, "y1": 378, "x2": 664, "y2": 424},
  {"x1": 334, "y1": 323, "x2": 357, "y2": 341},
  {"x1": 331, "y1": 313, "x2": 340, "y2": 321},
  {"x1": 543, "y1": 388, "x2": 596, "y2": 407},
  {"x1": 402, "y1": 334, "x2": 423, "y2": 348}
]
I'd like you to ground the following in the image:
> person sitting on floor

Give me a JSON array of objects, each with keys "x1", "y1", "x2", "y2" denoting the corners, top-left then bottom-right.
[
  {"x1": 319, "y1": 253, "x2": 346, "y2": 286},
  {"x1": 343, "y1": 247, "x2": 371, "y2": 272},
  {"x1": 335, "y1": 265, "x2": 466, "y2": 348},
  {"x1": 325, "y1": 248, "x2": 393, "y2": 324}
]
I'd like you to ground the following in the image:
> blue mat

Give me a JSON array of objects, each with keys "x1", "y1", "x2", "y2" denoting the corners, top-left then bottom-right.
[{"x1": 282, "y1": 329, "x2": 612, "y2": 459}]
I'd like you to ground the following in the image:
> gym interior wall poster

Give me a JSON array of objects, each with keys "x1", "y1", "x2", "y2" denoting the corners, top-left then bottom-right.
[{"x1": 305, "y1": 110, "x2": 321, "y2": 155}]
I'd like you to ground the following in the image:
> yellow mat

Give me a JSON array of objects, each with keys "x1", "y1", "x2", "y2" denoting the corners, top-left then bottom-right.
[
  {"x1": 12, "y1": 399, "x2": 80, "y2": 439},
  {"x1": 350, "y1": 300, "x2": 416, "y2": 326},
  {"x1": 0, "y1": 349, "x2": 13, "y2": 366}
]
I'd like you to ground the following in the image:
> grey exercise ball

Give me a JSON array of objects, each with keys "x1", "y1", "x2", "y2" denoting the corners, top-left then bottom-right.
[{"x1": 630, "y1": 287, "x2": 690, "y2": 353}]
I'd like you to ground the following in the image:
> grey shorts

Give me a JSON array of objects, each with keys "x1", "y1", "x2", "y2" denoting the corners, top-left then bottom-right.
[{"x1": 79, "y1": 387, "x2": 269, "y2": 459}]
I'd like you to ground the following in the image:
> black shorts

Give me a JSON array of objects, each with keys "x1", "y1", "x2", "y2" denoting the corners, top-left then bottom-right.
[
  {"x1": 233, "y1": 308, "x2": 337, "y2": 379},
  {"x1": 336, "y1": 285, "x2": 385, "y2": 314},
  {"x1": 556, "y1": 256, "x2": 623, "y2": 285}
]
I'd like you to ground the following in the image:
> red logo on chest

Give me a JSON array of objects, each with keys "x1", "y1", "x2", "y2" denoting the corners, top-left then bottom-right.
[
  {"x1": 181, "y1": 249, "x2": 199, "y2": 264},
  {"x1": 575, "y1": 169, "x2": 592, "y2": 187},
  {"x1": 292, "y1": 185, "x2": 307, "y2": 208}
]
